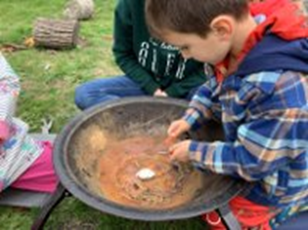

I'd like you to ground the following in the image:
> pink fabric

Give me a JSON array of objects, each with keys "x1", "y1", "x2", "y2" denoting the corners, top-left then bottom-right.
[
  {"x1": 11, "y1": 141, "x2": 59, "y2": 193},
  {"x1": 0, "y1": 120, "x2": 9, "y2": 142}
]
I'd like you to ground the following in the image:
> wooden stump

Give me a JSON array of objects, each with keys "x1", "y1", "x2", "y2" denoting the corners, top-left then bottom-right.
[
  {"x1": 33, "y1": 18, "x2": 80, "y2": 49},
  {"x1": 63, "y1": 0, "x2": 94, "y2": 20}
]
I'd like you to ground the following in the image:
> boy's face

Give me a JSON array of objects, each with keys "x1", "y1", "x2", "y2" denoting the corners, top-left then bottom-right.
[{"x1": 161, "y1": 29, "x2": 232, "y2": 65}]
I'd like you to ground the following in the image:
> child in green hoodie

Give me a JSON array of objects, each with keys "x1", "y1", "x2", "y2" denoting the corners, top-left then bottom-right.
[{"x1": 74, "y1": 0, "x2": 208, "y2": 110}]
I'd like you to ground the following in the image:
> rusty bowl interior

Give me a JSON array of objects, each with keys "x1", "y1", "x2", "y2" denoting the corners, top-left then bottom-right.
[{"x1": 53, "y1": 97, "x2": 244, "y2": 221}]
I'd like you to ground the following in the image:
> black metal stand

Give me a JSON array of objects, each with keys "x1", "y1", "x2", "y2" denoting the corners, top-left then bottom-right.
[
  {"x1": 217, "y1": 204, "x2": 241, "y2": 230},
  {"x1": 28, "y1": 180, "x2": 245, "y2": 229},
  {"x1": 31, "y1": 183, "x2": 69, "y2": 230}
]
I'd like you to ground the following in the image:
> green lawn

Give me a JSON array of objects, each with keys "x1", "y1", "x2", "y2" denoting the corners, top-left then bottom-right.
[
  {"x1": 1, "y1": 0, "x2": 119, "y2": 131},
  {"x1": 0, "y1": 0, "x2": 206, "y2": 229}
]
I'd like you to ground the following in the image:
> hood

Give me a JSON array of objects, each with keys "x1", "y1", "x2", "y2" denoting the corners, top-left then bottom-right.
[
  {"x1": 237, "y1": 0, "x2": 308, "y2": 76},
  {"x1": 214, "y1": 0, "x2": 308, "y2": 80},
  {"x1": 250, "y1": 0, "x2": 308, "y2": 40},
  {"x1": 237, "y1": 35, "x2": 308, "y2": 76}
]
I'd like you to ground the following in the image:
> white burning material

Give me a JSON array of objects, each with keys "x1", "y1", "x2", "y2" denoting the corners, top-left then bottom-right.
[
  {"x1": 136, "y1": 168, "x2": 156, "y2": 180},
  {"x1": 157, "y1": 150, "x2": 168, "y2": 155}
]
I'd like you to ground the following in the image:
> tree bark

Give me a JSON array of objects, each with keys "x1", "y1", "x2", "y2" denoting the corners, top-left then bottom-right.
[{"x1": 33, "y1": 18, "x2": 80, "y2": 49}]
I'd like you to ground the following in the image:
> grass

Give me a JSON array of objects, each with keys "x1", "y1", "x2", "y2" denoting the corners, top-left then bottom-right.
[
  {"x1": 0, "y1": 0, "x2": 206, "y2": 229},
  {"x1": 1, "y1": 0, "x2": 118, "y2": 131}
]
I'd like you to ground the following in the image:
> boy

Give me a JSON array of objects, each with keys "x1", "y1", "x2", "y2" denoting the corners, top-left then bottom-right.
[
  {"x1": 146, "y1": 0, "x2": 308, "y2": 229},
  {"x1": 0, "y1": 52, "x2": 58, "y2": 194},
  {"x1": 74, "y1": 0, "x2": 207, "y2": 110}
]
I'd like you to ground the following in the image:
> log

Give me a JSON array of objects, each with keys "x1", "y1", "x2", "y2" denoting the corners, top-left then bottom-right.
[
  {"x1": 63, "y1": 0, "x2": 94, "y2": 20},
  {"x1": 33, "y1": 18, "x2": 80, "y2": 49}
]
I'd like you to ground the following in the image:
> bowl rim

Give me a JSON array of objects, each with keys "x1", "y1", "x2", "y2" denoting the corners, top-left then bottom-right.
[{"x1": 53, "y1": 96, "x2": 245, "y2": 221}]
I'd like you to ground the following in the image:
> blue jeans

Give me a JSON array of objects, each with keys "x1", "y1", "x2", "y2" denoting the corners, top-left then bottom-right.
[
  {"x1": 75, "y1": 75, "x2": 146, "y2": 110},
  {"x1": 74, "y1": 75, "x2": 197, "y2": 110}
]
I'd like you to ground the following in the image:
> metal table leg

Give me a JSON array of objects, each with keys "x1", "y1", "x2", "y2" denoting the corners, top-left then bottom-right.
[
  {"x1": 31, "y1": 183, "x2": 69, "y2": 230},
  {"x1": 217, "y1": 203, "x2": 241, "y2": 230}
]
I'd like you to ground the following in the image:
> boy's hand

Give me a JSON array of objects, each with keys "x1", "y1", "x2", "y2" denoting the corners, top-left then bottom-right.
[
  {"x1": 167, "y1": 119, "x2": 190, "y2": 140},
  {"x1": 154, "y1": 88, "x2": 168, "y2": 97},
  {"x1": 169, "y1": 140, "x2": 191, "y2": 162}
]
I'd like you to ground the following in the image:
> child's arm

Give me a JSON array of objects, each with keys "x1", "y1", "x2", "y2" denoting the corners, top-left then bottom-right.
[
  {"x1": 188, "y1": 72, "x2": 308, "y2": 181},
  {"x1": 182, "y1": 79, "x2": 217, "y2": 129},
  {"x1": 113, "y1": 0, "x2": 160, "y2": 95},
  {"x1": 0, "y1": 53, "x2": 20, "y2": 142}
]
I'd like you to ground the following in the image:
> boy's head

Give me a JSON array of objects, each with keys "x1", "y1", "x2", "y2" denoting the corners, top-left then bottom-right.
[{"x1": 145, "y1": 0, "x2": 250, "y2": 64}]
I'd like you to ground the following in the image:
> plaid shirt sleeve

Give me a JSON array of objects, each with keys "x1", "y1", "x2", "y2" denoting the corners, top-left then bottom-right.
[
  {"x1": 182, "y1": 77, "x2": 218, "y2": 129},
  {"x1": 184, "y1": 71, "x2": 308, "y2": 182}
]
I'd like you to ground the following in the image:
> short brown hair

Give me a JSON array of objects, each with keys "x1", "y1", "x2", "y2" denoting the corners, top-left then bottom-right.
[{"x1": 145, "y1": 0, "x2": 249, "y2": 38}]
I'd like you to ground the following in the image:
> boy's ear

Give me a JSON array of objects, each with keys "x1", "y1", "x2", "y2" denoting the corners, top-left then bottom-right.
[{"x1": 210, "y1": 15, "x2": 234, "y2": 40}]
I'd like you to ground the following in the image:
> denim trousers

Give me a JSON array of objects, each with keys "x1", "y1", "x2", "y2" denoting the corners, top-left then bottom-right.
[{"x1": 75, "y1": 75, "x2": 196, "y2": 110}]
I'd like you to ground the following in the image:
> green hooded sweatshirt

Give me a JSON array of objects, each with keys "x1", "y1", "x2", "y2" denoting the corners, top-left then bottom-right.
[{"x1": 112, "y1": 0, "x2": 208, "y2": 98}]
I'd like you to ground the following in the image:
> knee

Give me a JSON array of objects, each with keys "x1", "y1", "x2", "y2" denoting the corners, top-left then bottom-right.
[
  {"x1": 74, "y1": 84, "x2": 90, "y2": 110},
  {"x1": 74, "y1": 82, "x2": 115, "y2": 110}
]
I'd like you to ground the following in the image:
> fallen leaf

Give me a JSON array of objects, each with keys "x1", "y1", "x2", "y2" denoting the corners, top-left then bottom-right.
[{"x1": 24, "y1": 37, "x2": 35, "y2": 48}]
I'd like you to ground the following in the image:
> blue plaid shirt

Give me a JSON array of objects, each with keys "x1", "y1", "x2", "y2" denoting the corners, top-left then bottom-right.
[{"x1": 184, "y1": 71, "x2": 308, "y2": 208}]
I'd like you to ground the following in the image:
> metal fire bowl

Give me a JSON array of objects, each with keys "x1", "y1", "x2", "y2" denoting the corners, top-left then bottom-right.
[{"x1": 53, "y1": 97, "x2": 244, "y2": 221}]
